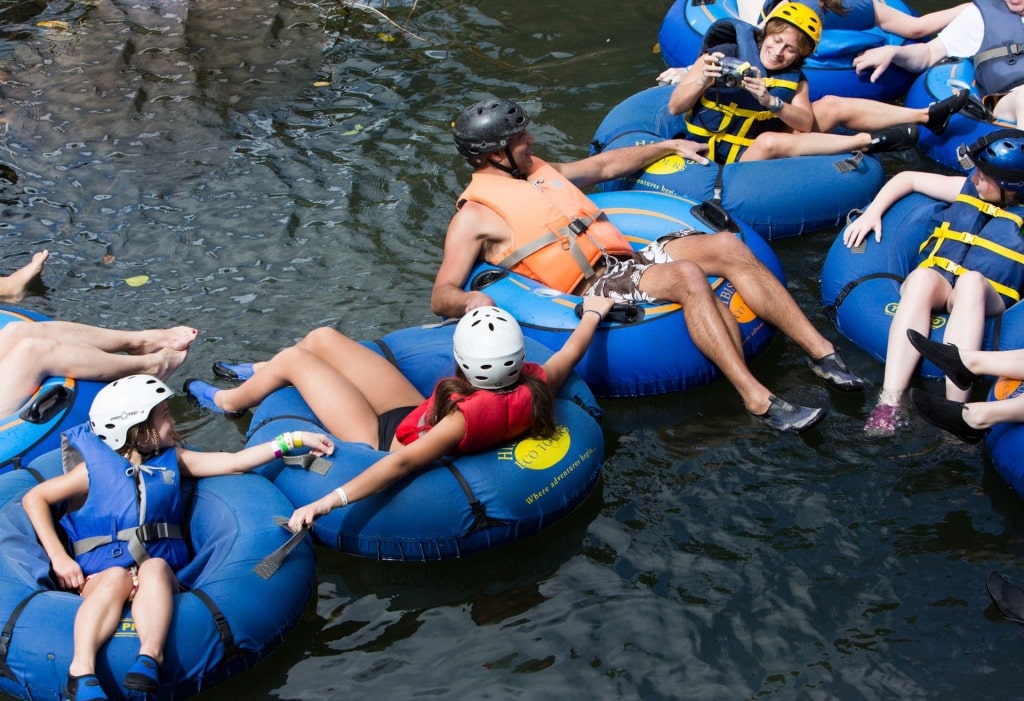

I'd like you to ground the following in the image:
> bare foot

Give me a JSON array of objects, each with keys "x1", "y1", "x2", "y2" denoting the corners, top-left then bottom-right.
[
  {"x1": 135, "y1": 326, "x2": 199, "y2": 354},
  {"x1": 0, "y1": 250, "x2": 48, "y2": 299},
  {"x1": 152, "y1": 347, "x2": 189, "y2": 381}
]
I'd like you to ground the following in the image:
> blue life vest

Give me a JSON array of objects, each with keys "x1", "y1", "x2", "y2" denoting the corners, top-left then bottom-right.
[
  {"x1": 59, "y1": 424, "x2": 188, "y2": 576},
  {"x1": 761, "y1": 0, "x2": 874, "y2": 32},
  {"x1": 973, "y1": 0, "x2": 1024, "y2": 96},
  {"x1": 917, "y1": 179, "x2": 1024, "y2": 307},
  {"x1": 684, "y1": 19, "x2": 804, "y2": 164}
]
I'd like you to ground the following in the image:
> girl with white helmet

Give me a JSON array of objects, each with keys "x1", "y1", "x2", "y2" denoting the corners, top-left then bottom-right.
[
  {"x1": 183, "y1": 296, "x2": 613, "y2": 531},
  {"x1": 21, "y1": 374, "x2": 334, "y2": 701}
]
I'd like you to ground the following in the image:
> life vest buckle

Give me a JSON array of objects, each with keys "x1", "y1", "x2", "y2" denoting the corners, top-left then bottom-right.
[{"x1": 567, "y1": 218, "x2": 589, "y2": 235}]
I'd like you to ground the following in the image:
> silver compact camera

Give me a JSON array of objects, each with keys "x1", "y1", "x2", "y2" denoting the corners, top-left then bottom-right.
[{"x1": 715, "y1": 57, "x2": 757, "y2": 88}]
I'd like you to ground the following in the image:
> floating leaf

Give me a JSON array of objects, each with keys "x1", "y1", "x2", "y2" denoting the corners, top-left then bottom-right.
[
  {"x1": 376, "y1": 33, "x2": 395, "y2": 42},
  {"x1": 36, "y1": 20, "x2": 70, "y2": 30},
  {"x1": 313, "y1": 80, "x2": 331, "y2": 87},
  {"x1": 124, "y1": 275, "x2": 149, "y2": 287},
  {"x1": 341, "y1": 124, "x2": 364, "y2": 136},
  {"x1": 103, "y1": 255, "x2": 115, "y2": 264}
]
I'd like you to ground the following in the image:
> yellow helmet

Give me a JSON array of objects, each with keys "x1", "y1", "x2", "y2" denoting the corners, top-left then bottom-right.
[{"x1": 765, "y1": 2, "x2": 822, "y2": 47}]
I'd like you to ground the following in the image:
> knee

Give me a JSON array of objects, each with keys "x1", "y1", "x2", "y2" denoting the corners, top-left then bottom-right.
[
  {"x1": 748, "y1": 132, "x2": 786, "y2": 158},
  {"x1": 91, "y1": 567, "x2": 134, "y2": 595},
  {"x1": 667, "y1": 260, "x2": 712, "y2": 290},
  {"x1": 300, "y1": 326, "x2": 344, "y2": 351},
  {"x1": 954, "y1": 270, "x2": 988, "y2": 293},
  {"x1": 137, "y1": 557, "x2": 172, "y2": 579},
  {"x1": 811, "y1": 95, "x2": 843, "y2": 126}
]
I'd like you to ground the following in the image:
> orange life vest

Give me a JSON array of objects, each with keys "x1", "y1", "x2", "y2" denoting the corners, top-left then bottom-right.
[{"x1": 457, "y1": 159, "x2": 635, "y2": 293}]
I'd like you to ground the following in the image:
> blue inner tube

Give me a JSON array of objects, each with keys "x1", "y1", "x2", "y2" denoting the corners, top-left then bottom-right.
[
  {"x1": 657, "y1": 0, "x2": 918, "y2": 101},
  {"x1": 0, "y1": 307, "x2": 103, "y2": 474},
  {"x1": 466, "y1": 189, "x2": 782, "y2": 397},
  {"x1": 246, "y1": 324, "x2": 605, "y2": 562},
  {"x1": 905, "y1": 58, "x2": 1013, "y2": 173},
  {"x1": 821, "y1": 192, "x2": 1024, "y2": 375},
  {"x1": 987, "y1": 364, "x2": 1024, "y2": 500},
  {"x1": 590, "y1": 85, "x2": 885, "y2": 240},
  {"x1": 0, "y1": 451, "x2": 314, "y2": 701}
]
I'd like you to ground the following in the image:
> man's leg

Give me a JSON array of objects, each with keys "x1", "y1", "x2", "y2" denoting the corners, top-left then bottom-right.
[
  {"x1": 635, "y1": 258, "x2": 823, "y2": 433},
  {"x1": 661, "y1": 232, "x2": 864, "y2": 391}
]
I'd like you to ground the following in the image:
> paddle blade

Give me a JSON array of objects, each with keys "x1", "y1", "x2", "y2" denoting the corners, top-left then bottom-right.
[{"x1": 986, "y1": 571, "x2": 1024, "y2": 624}]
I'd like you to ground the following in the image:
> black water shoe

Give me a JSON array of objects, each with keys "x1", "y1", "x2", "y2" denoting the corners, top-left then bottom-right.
[
  {"x1": 866, "y1": 124, "x2": 918, "y2": 154},
  {"x1": 807, "y1": 350, "x2": 865, "y2": 391},
  {"x1": 906, "y1": 329, "x2": 979, "y2": 390},
  {"x1": 926, "y1": 89, "x2": 969, "y2": 135},
  {"x1": 750, "y1": 396, "x2": 824, "y2": 432},
  {"x1": 909, "y1": 388, "x2": 986, "y2": 444},
  {"x1": 212, "y1": 360, "x2": 256, "y2": 382}
]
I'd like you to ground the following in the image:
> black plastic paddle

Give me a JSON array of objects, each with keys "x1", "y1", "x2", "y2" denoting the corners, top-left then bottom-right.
[
  {"x1": 253, "y1": 517, "x2": 309, "y2": 580},
  {"x1": 986, "y1": 571, "x2": 1024, "y2": 624}
]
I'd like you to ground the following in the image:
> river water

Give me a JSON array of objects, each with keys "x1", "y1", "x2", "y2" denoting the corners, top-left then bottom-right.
[{"x1": 2, "y1": 0, "x2": 1021, "y2": 698}]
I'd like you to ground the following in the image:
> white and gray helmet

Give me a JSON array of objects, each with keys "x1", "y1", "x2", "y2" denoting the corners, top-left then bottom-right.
[
  {"x1": 453, "y1": 307, "x2": 525, "y2": 390},
  {"x1": 89, "y1": 374, "x2": 174, "y2": 450}
]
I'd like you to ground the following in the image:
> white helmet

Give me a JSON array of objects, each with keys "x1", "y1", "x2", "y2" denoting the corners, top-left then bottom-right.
[
  {"x1": 453, "y1": 307, "x2": 525, "y2": 389},
  {"x1": 89, "y1": 374, "x2": 174, "y2": 450}
]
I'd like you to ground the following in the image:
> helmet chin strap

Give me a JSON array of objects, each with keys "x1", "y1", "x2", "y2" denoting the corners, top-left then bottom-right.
[{"x1": 486, "y1": 146, "x2": 526, "y2": 179}]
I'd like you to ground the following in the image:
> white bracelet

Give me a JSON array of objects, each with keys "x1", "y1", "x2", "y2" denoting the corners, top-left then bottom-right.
[{"x1": 334, "y1": 486, "x2": 349, "y2": 507}]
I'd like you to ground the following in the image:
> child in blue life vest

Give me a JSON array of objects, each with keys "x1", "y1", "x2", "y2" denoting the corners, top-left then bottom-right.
[
  {"x1": 21, "y1": 374, "x2": 334, "y2": 701},
  {"x1": 843, "y1": 129, "x2": 1024, "y2": 435},
  {"x1": 183, "y1": 299, "x2": 614, "y2": 530}
]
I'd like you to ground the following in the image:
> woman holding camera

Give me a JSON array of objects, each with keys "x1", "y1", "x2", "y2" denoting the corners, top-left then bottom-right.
[{"x1": 663, "y1": 2, "x2": 918, "y2": 164}]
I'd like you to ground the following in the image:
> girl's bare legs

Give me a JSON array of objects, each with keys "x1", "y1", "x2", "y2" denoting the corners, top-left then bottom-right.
[
  {"x1": 212, "y1": 327, "x2": 425, "y2": 446},
  {"x1": 0, "y1": 338, "x2": 188, "y2": 416},
  {"x1": 940, "y1": 272, "x2": 1005, "y2": 402},
  {"x1": 131, "y1": 558, "x2": 175, "y2": 665},
  {"x1": 879, "y1": 269, "x2": 953, "y2": 405},
  {"x1": 68, "y1": 568, "x2": 135, "y2": 678},
  {"x1": 0, "y1": 320, "x2": 196, "y2": 359}
]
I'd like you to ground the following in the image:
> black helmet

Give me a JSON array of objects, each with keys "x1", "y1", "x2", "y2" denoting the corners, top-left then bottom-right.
[
  {"x1": 452, "y1": 99, "x2": 530, "y2": 162},
  {"x1": 958, "y1": 129, "x2": 1024, "y2": 194}
]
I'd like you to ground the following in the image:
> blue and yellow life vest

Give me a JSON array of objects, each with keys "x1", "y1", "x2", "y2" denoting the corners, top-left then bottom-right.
[
  {"x1": 974, "y1": 0, "x2": 1024, "y2": 96},
  {"x1": 684, "y1": 19, "x2": 804, "y2": 164},
  {"x1": 59, "y1": 424, "x2": 188, "y2": 576},
  {"x1": 917, "y1": 180, "x2": 1024, "y2": 307},
  {"x1": 760, "y1": 0, "x2": 874, "y2": 32}
]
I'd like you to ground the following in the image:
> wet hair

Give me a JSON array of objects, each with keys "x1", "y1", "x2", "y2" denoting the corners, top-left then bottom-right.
[
  {"x1": 818, "y1": 0, "x2": 848, "y2": 16},
  {"x1": 429, "y1": 368, "x2": 557, "y2": 440},
  {"x1": 760, "y1": 17, "x2": 816, "y2": 61},
  {"x1": 118, "y1": 413, "x2": 179, "y2": 459}
]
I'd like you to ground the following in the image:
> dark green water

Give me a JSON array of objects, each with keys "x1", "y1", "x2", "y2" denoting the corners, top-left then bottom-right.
[{"x1": 2, "y1": 0, "x2": 1022, "y2": 698}]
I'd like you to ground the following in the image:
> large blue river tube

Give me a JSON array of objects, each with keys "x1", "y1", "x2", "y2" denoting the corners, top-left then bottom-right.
[
  {"x1": 0, "y1": 452, "x2": 314, "y2": 700},
  {"x1": 466, "y1": 189, "x2": 782, "y2": 398},
  {"x1": 0, "y1": 307, "x2": 103, "y2": 473},
  {"x1": 247, "y1": 324, "x2": 605, "y2": 562},
  {"x1": 656, "y1": 0, "x2": 919, "y2": 102},
  {"x1": 904, "y1": 57, "x2": 1012, "y2": 173},
  {"x1": 591, "y1": 85, "x2": 885, "y2": 240},
  {"x1": 987, "y1": 366, "x2": 1024, "y2": 500},
  {"x1": 821, "y1": 192, "x2": 1024, "y2": 375}
]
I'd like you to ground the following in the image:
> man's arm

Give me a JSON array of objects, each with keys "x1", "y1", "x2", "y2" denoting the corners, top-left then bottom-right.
[
  {"x1": 852, "y1": 37, "x2": 948, "y2": 83},
  {"x1": 553, "y1": 139, "x2": 709, "y2": 189},
  {"x1": 431, "y1": 202, "x2": 499, "y2": 318}
]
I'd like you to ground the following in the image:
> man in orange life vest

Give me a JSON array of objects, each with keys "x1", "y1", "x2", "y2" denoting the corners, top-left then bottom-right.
[{"x1": 431, "y1": 98, "x2": 865, "y2": 432}]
